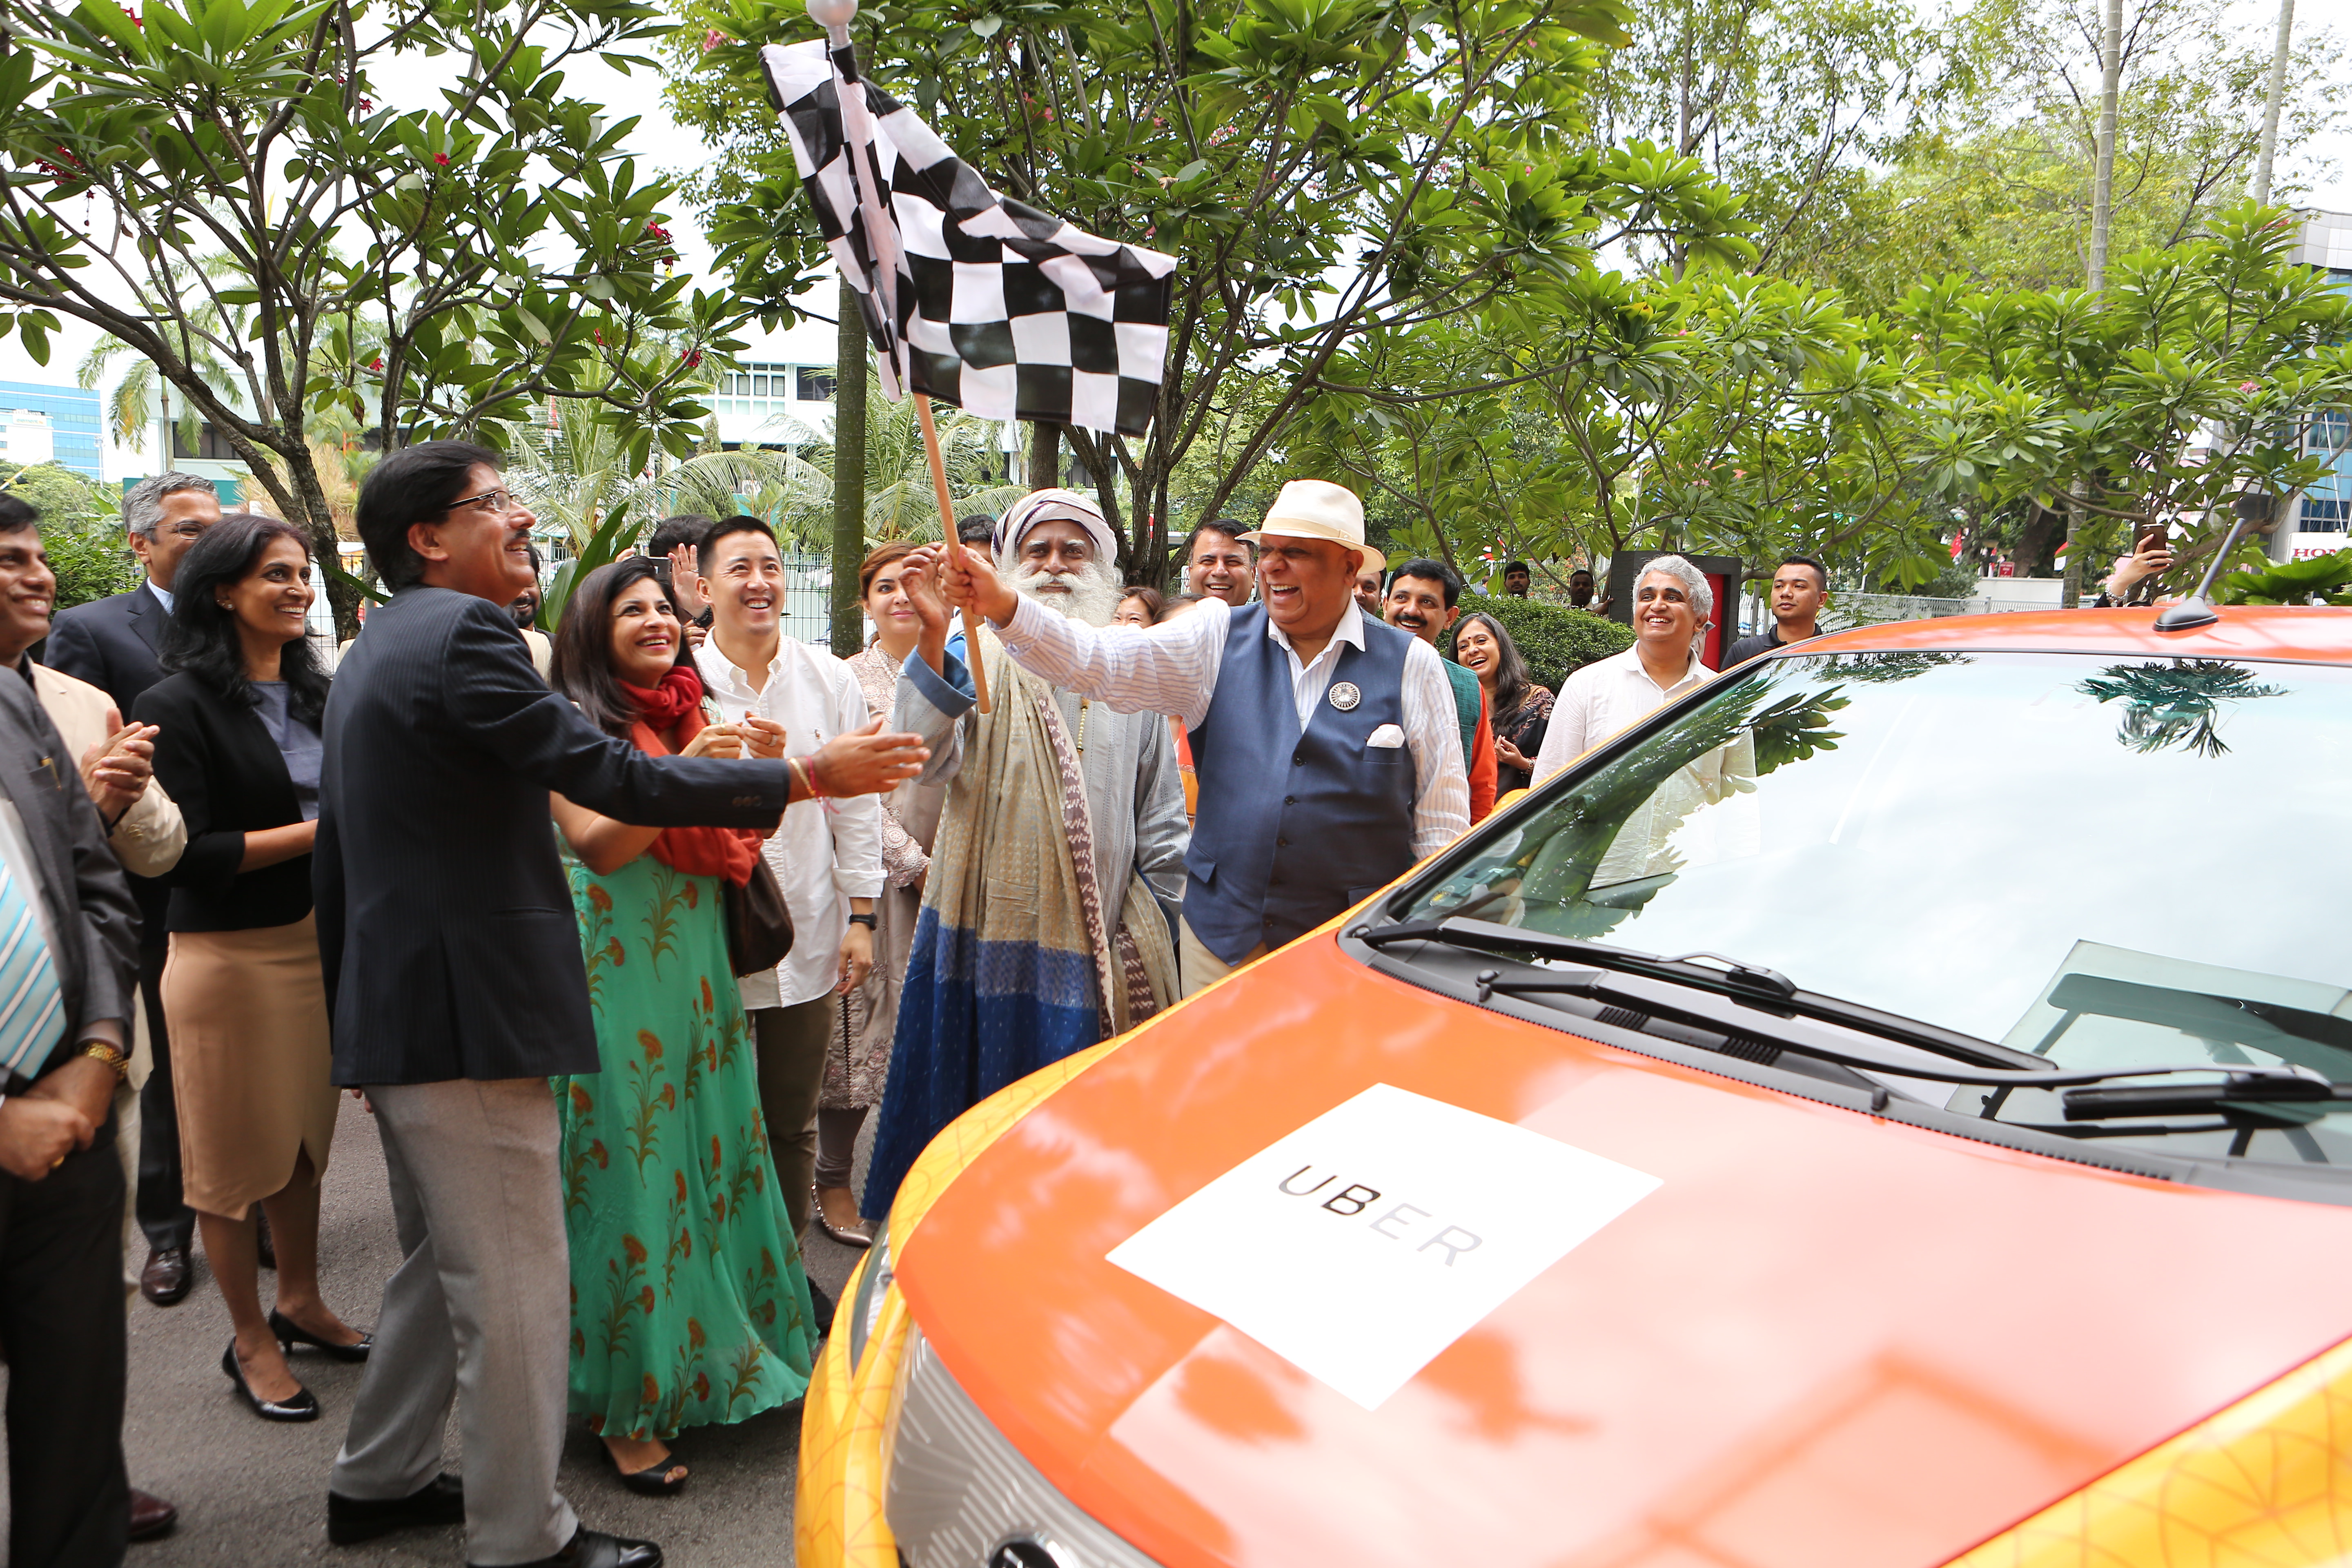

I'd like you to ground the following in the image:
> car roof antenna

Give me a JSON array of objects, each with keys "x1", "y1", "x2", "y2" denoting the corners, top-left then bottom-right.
[{"x1": 2155, "y1": 492, "x2": 2271, "y2": 633}]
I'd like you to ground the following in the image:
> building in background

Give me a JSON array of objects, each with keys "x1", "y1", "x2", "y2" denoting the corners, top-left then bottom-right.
[
  {"x1": 0, "y1": 381, "x2": 102, "y2": 480},
  {"x1": 2277, "y1": 210, "x2": 2352, "y2": 561}
]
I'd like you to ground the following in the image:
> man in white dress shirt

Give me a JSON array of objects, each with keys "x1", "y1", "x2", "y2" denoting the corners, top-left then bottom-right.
[
  {"x1": 691, "y1": 516, "x2": 882, "y2": 1243},
  {"x1": 928, "y1": 479, "x2": 1467, "y2": 995},
  {"x1": 1532, "y1": 554, "x2": 1717, "y2": 782}
]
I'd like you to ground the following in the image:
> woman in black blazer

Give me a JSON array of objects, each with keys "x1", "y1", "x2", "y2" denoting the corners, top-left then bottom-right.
[{"x1": 134, "y1": 515, "x2": 369, "y2": 1425}]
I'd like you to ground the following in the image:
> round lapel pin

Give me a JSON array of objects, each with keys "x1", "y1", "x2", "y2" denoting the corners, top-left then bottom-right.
[{"x1": 1328, "y1": 681, "x2": 1361, "y2": 712}]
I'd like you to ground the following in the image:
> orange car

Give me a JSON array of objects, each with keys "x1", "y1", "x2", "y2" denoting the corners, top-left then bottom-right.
[{"x1": 802, "y1": 608, "x2": 2352, "y2": 1568}]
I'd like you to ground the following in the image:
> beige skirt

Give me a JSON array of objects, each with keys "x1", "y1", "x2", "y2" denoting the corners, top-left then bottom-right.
[{"x1": 160, "y1": 913, "x2": 336, "y2": 1221}]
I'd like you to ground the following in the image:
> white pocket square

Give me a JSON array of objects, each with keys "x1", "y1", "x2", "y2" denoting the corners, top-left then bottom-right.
[{"x1": 1366, "y1": 724, "x2": 1406, "y2": 749}]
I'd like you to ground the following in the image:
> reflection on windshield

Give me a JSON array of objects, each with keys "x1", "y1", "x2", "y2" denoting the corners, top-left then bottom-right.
[
  {"x1": 2076, "y1": 659, "x2": 2286, "y2": 758},
  {"x1": 1947, "y1": 941, "x2": 2352, "y2": 1164},
  {"x1": 1408, "y1": 651, "x2": 2352, "y2": 1170}
]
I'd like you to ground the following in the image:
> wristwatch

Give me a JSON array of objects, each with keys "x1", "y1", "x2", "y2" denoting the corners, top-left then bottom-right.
[
  {"x1": 78, "y1": 1040, "x2": 131, "y2": 1082},
  {"x1": 846, "y1": 913, "x2": 878, "y2": 930}
]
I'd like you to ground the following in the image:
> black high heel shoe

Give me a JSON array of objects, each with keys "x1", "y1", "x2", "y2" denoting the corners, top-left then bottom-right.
[
  {"x1": 221, "y1": 1340, "x2": 318, "y2": 1422},
  {"x1": 269, "y1": 1308, "x2": 372, "y2": 1362},
  {"x1": 601, "y1": 1440, "x2": 689, "y2": 1497}
]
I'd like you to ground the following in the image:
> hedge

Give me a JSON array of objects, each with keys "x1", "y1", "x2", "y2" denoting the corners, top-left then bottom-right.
[{"x1": 1444, "y1": 591, "x2": 1633, "y2": 693}]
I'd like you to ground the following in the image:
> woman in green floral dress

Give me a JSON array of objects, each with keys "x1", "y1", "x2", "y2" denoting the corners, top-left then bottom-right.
[{"x1": 547, "y1": 559, "x2": 817, "y2": 1494}]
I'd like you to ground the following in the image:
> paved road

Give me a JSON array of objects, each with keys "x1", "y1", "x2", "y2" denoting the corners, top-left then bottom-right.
[{"x1": 7, "y1": 1094, "x2": 870, "y2": 1566}]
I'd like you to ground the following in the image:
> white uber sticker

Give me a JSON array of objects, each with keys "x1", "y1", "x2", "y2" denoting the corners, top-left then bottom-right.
[{"x1": 1106, "y1": 1082, "x2": 1661, "y2": 1410}]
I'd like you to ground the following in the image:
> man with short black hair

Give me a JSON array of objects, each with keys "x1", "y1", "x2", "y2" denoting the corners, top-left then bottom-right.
[
  {"x1": 1383, "y1": 559, "x2": 1497, "y2": 823},
  {"x1": 1502, "y1": 560, "x2": 1531, "y2": 598},
  {"x1": 1180, "y1": 519, "x2": 1254, "y2": 607},
  {"x1": 956, "y1": 514, "x2": 996, "y2": 549},
  {"x1": 691, "y1": 514, "x2": 882, "y2": 1247},
  {"x1": 1568, "y1": 566, "x2": 1601, "y2": 611},
  {"x1": 1724, "y1": 555, "x2": 1829, "y2": 668},
  {"x1": 43, "y1": 471, "x2": 218, "y2": 1310}
]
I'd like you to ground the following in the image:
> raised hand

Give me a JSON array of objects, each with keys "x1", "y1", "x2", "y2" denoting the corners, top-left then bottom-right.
[
  {"x1": 666, "y1": 544, "x2": 707, "y2": 616},
  {"x1": 808, "y1": 717, "x2": 929, "y2": 798},
  {"x1": 933, "y1": 538, "x2": 1016, "y2": 626},
  {"x1": 898, "y1": 547, "x2": 954, "y2": 639}
]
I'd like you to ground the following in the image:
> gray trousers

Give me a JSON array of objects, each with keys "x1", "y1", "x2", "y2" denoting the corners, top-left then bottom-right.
[
  {"x1": 751, "y1": 998, "x2": 831, "y2": 1237},
  {"x1": 330, "y1": 1079, "x2": 578, "y2": 1565}
]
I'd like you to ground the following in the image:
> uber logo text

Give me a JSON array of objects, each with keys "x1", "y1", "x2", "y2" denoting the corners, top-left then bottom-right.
[{"x1": 1276, "y1": 1166, "x2": 1482, "y2": 1265}]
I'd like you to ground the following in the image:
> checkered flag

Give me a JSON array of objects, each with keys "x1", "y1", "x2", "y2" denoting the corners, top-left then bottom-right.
[{"x1": 761, "y1": 38, "x2": 1177, "y2": 439}]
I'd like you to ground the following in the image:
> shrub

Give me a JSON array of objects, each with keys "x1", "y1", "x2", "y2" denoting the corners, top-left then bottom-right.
[
  {"x1": 1446, "y1": 591, "x2": 1632, "y2": 692},
  {"x1": 44, "y1": 525, "x2": 143, "y2": 610}
]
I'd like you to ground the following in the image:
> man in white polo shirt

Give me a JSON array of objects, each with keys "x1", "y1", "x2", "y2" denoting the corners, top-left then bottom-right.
[{"x1": 1533, "y1": 554, "x2": 1716, "y2": 782}]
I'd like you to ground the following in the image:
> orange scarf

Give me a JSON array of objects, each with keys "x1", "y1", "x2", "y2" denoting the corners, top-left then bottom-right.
[{"x1": 628, "y1": 715, "x2": 764, "y2": 887}]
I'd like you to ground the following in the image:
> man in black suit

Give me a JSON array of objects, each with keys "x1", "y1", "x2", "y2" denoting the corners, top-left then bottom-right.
[
  {"x1": 316, "y1": 442, "x2": 925, "y2": 1568},
  {"x1": 0, "y1": 538, "x2": 143, "y2": 1567},
  {"x1": 42, "y1": 471, "x2": 220, "y2": 1307}
]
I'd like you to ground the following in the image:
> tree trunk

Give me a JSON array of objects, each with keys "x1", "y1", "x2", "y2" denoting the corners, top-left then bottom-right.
[
  {"x1": 1025, "y1": 420, "x2": 1060, "y2": 490},
  {"x1": 2252, "y1": 0, "x2": 2296, "y2": 203},
  {"x1": 831, "y1": 277, "x2": 867, "y2": 659},
  {"x1": 2087, "y1": 0, "x2": 2123, "y2": 289}
]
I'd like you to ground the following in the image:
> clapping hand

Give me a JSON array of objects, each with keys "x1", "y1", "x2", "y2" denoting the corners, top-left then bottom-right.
[
  {"x1": 80, "y1": 713, "x2": 158, "y2": 824},
  {"x1": 809, "y1": 717, "x2": 929, "y2": 798}
]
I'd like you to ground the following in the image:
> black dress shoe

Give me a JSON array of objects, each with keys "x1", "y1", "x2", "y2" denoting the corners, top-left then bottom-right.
[
  {"x1": 271, "y1": 1308, "x2": 373, "y2": 1362},
  {"x1": 128, "y1": 1488, "x2": 178, "y2": 1542},
  {"x1": 470, "y1": 1526, "x2": 662, "y2": 1568},
  {"x1": 220, "y1": 1340, "x2": 319, "y2": 1422},
  {"x1": 140, "y1": 1247, "x2": 191, "y2": 1307},
  {"x1": 327, "y1": 1472, "x2": 464, "y2": 1545}
]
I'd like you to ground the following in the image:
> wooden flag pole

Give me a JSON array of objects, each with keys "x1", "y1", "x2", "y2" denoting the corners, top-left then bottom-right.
[{"x1": 914, "y1": 393, "x2": 991, "y2": 714}]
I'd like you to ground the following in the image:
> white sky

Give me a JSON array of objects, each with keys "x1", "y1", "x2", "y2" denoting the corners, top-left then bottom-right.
[{"x1": 4, "y1": 9, "x2": 2342, "y2": 482}]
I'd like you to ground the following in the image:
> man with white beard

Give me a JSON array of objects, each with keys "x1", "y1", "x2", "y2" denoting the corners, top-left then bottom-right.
[{"x1": 860, "y1": 490, "x2": 1187, "y2": 1220}]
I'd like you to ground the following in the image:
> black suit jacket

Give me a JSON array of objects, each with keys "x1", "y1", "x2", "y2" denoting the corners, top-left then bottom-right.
[
  {"x1": 316, "y1": 588, "x2": 791, "y2": 1086},
  {"x1": 42, "y1": 582, "x2": 169, "y2": 713},
  {"x1": 0, "y1": 671, "x2": 139, "y2": 1080},
  {"x1": 132, "y1": 673, "x2": 313, "y2": 933},
  {"x1": 43, "y1": 582, "x2": 173, "y2": 949}
]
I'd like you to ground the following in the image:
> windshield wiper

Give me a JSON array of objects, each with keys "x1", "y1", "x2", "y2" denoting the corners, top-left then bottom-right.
[
  {"x1": 1353, "y1": 914, "x2": 2342, "y2": 1102},
  {"x1": 1355, "y1": 915, "x2": 2040, "y2": 1072},
  {"x1": 2063, "y1": 1076, "x2": 2352, "y2": 1121}
]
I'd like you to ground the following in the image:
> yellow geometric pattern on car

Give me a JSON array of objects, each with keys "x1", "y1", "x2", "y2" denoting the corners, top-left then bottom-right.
[
  {"x1": 793, "y1": 1036, "x2": 1127, "y2": 1568},
  {"x1": 1942, "y1": 1333, "x2": 2352, "y2": 1568}
]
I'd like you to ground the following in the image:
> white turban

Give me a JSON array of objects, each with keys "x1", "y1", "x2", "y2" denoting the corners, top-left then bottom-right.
[{"x1": 992, "y1": 488, "x2": 1120, "y2": 570}]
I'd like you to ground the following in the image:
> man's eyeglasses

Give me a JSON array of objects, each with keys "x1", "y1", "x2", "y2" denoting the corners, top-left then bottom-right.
[{"x1": 448, "y1": 488, "x2": 521, "y2": 517}]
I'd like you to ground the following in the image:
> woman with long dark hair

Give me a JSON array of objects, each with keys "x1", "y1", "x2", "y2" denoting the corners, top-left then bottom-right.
[
  {"x1": 134, "y1": 514, "x2": 369, "y2": 1424},
  {"x1": 545, "y1": 558, "x2": 817, "y2": 1494},
  {"x1": 1453, "y1": 610, "x2": 1554, "y2": 795}
]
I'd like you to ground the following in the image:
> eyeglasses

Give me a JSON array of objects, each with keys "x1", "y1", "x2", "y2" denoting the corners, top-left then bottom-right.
[{"x1": 448, "y1": 487, "x2": 520, "y2": 517}]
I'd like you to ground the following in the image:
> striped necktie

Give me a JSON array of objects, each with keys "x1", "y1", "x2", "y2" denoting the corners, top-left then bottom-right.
[{"x1": 0, "y1": 858, "x2": 63, "y2": 1083}]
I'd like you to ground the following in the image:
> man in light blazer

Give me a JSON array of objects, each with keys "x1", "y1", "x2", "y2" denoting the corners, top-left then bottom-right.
[
  {"x1": 3, "y1": 494, "x2": 188, "y2": 1544},
  {"x1": 0, "y1": 497, "x2": 144, "y2": 1568},
  {"x1": 43, "y1": 470, "x2": 219, "y2": 1308},
  {"x1": 316, "y1": 442, "x2": 928, "y2": 1568}
]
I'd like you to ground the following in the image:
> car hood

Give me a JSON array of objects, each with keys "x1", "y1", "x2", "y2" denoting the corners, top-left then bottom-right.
[{"x1": 895, "y1": 932, "x2": 2352, "y2": 1568}]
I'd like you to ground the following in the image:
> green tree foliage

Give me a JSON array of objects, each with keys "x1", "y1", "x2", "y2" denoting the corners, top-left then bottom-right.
[
  {"x1": 668, "y1": 0, "x2": 1756, "y2": 582},
  {"x1": 1893, "y1": 202, "x2": 2352, "y2": 587},
  {"x1": 0, "y1": 461, "x2": 140, "y2": 609},
  {"x1": 0, "y1": 0, "x2": 756, "y2": 630},
  {"x1": 1443, "y1": 590, "x2": 1632, "y2": 691}
]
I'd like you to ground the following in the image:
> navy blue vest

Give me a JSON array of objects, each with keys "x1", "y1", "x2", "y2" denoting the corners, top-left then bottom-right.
[{"x1": 1184, "y1": 606, "x2": 1419, "y2": 964}]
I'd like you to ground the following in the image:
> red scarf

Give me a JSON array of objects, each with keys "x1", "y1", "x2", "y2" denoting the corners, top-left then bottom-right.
[{"x1": 621, "y1": 667, "x2": 763, "y2": 887}]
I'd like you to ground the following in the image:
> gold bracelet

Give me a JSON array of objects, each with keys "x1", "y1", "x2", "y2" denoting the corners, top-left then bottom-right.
[
  {"x1": 788, "y1": 756, "x2": 811, "y2": 801},
  {"x1": 79, "y1": 1041, "x2": 129, "y2": 1082}
]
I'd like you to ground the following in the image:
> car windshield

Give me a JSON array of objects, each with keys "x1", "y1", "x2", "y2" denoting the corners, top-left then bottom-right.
[{"x1": 1401, "y1": 649, "x2": 2352, "y2": 1168}]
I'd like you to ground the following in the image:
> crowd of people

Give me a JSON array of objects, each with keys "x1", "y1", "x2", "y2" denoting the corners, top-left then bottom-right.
[{"x1": 2, "y1": 434, "x2": 2071, "y2": 1567}]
